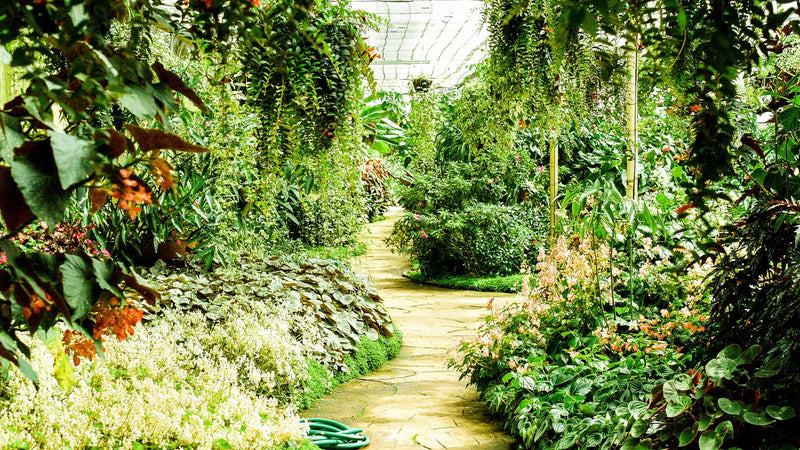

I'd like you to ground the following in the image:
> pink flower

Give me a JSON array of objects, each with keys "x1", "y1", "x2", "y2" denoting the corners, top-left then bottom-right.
[
  {"x1": 205, "y1": 121, "x2": 212, "y2": 126},
  {"x1": 536, "y1": 165, "x2": 545, "y2": 173},
  {"x1": 101, "y1": 249, "x2": 111, "y2": 258},
  {"x1": 417, "y1": 202, "x2": 423, "y2": 207},
  {"x1": 488, "y1": 178, "x2": 494, "y2": 184},
  {"x1": 0, "y1": 253, "x2": 6, "y2": 264},
  {"x1": 414, "y1": 213, "x2": 421, "y2": 220},
  {"x1": 515, "y1": 155, "x2": 521, "y2": 162},
  {"x1": 420, "y1": 229, "x2": 428, "y2": 239},
  {"x1": 86, "y1": 239, "x2": 93, "y2": 245}
]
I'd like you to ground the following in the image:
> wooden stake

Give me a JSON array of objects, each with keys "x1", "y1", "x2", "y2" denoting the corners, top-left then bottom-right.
[
  {"x1": 0, "y1": 62, "x2": 12, "y2": 106},
  {"x1": 625, "y1": 45, "x2": 639, "y2": 200}
]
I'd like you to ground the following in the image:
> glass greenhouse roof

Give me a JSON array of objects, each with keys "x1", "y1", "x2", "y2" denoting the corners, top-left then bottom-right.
[{"x1": 351, "y1": 0, "x2": 489, "y2": 93}]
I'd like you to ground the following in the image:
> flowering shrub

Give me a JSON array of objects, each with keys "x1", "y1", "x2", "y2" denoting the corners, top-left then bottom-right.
[
  {"x1": 452, "y1": 234, "x2": 711, "y2": 448},
  {"x1": 0, "y1": 305, "x2": 308, "y2": 449}
]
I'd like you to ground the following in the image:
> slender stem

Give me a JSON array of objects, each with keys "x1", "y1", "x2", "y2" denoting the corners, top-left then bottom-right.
[{"x1": 549, "y1": 127, "x2": 559, "y2": 236}]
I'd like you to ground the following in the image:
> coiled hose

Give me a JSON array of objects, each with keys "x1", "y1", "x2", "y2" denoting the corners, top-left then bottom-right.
[{"x1": 302, "y1": 418, "x2": 370, "y2": 449}]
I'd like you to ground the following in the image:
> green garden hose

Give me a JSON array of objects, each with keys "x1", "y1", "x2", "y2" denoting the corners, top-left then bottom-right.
[{"x1": 302, "y1": 418, "x2": 370, "y2": 449}]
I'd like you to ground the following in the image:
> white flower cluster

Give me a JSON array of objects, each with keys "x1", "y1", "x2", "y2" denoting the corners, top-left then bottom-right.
[{"x1": 0, "y1": 304, "x2": 309, "y2": 449}]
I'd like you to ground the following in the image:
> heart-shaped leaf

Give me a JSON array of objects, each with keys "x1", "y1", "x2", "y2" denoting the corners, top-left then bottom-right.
[
  {"x1": 742, "y1": 411, "x2": 775, "y2": 426},
  {"x1": 717, "y1": 398, "x2": 742, "y2": 416},
  {"x1": 766, "y1": 405, "x2": 796, "y2": 420}
]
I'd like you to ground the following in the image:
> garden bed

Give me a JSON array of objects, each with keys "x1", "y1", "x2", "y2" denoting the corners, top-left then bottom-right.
[{"x1": 0, "y1": 254, "x2": 399, "y2": 449}]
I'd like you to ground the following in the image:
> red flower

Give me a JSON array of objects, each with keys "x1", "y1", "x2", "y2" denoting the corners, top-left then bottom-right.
[{"x1": 675, "y1": 202, "x2": 695, "y2": 214}]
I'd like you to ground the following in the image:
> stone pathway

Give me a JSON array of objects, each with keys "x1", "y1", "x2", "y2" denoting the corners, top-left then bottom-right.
[{"x1": 302, "y1": 207, "x2": 516, "y2": 449}]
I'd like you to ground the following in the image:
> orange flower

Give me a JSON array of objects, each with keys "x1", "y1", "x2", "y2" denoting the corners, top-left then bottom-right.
[{"x1": 62, "y1": 330, "x2": 98, "y2": 366}]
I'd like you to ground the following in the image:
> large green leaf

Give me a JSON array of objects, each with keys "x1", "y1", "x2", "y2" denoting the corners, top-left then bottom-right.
[
  {"x1": 60, "y1": 255, "x2": 96, "y2": 320},
  {"x1": 630, "y1": 420, "x2": 649, "y2": 438},
  {"x1": 666, "y1": 395, "x2": 692, "y2": 417},
  {"x1": 719, "y1": 344, "x2": 742, "y2": 361},
  {"x1": 118, "y1": 85, "x2": 158, "y2": 120},
  {"x1": 17, "y1": 357, "x2": 39, "y2": 386},
  {"x1": 742, "y1": 411, "x2": 775, "y2": 426},
  {"x1": 678, "y1": 426, "x2": 697, "y2": 446},
  {"x1": 49, "y1": 132, "x2": 96, "y2": 189},
  {"x1": 628, "y1": 401, "x2": 649, "y2": 420},
  {"x1": 697, "y1": 430, "x2": 722, "y2": 450},
  {"x1": 8, "y1": 142, "x2": 70, "y2": 227},
  {"x1": 717, "y1": 398, "x2": 742, "y2": 416},
  {"x1": 92, "y1": 259, "x2": 124, "y2": 298},
  {"x1": 766, "y1": 405, "x2": 796, "y2": 420},
  {"x1": 715, "y1": 420, "x2": 733, "y2": 440},
  {"x1": 672, "y1": 373, "x2": 693, "y2": 391},
  {"x1": 697, "y1": 414, "x2": 714, "y2": 431},
  {"x1": 705, "y1": 357, "x2": 737, "y2": 380},
  {"x1": 0, "y1": 113, "x2": 25, "y2": 161}
]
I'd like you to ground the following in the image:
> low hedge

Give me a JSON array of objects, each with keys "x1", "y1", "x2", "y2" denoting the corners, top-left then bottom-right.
[
  {"x1": 299, "y1": 326, "x2": 403, "y2": 410},
  {"x1": 404, "y1": 270, "x2": 523, "y2": 293}
]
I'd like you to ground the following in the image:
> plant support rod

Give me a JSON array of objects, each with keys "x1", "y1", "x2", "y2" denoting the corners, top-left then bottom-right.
[{"x1": 625, "y1": 45, "x2": 639, "y2": 200}]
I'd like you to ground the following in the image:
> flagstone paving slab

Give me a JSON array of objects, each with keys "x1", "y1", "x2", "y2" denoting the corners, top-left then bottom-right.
[{"x1": 302, "y1": 207, "x2": 516, "y2": 449}]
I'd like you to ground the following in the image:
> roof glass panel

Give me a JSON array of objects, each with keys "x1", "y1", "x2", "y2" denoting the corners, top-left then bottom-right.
[{"x1": 351, "y1": 0, "x2": 489, "y2": 93}]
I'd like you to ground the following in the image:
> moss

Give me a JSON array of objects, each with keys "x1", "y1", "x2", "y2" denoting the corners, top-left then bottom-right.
[
  {"x1": 300, "y1": 326, "x2": 403, "y2": 409},
  {"x1": 404, "y1": 270, "x2": 523, "y2": 293}
]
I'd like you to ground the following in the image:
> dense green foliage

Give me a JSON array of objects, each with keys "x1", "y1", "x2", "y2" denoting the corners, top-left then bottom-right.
[
  {"x1": 405, "y1": 270, "x2": 524, "y2": 293},
  {"x1": 4, "y1": 0, "x2": 800, "y2": 448},
  {"x1": 389, "y1": 92, "x2": 550, "y2": 276},
  {"x1": 448, "y1": 1, "x2": 800, "y2": 449},
  {"x1": 0, "y1": 0, "x2": 392, "y2": 382}
]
